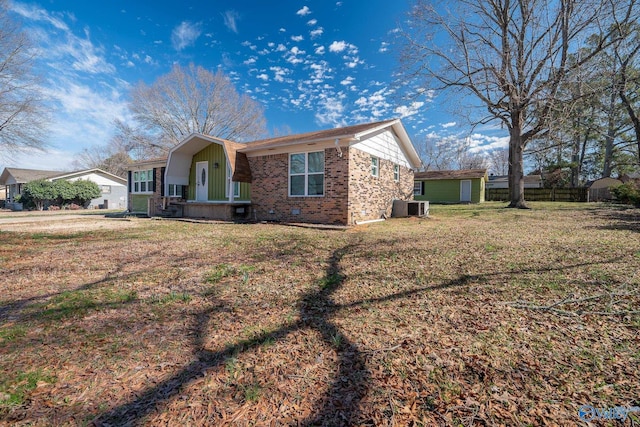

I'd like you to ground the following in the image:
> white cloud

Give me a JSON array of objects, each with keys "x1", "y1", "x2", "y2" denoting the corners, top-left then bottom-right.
[
  {"x1": 285, "y1": 46, "x2": 305, "y2": 65},
  {"x1": 171, "y1": 21, "x2": 202, "y2": 51},
  {"x1": 307, "y1": 19, "x2": 317, "y2": 26},
  {"x1": 315, "y1": 95, "x2": 345, "y2": 126},
  {"x1": 310, "y1": 28, "x2": 324, "y2": 39},
  {"x1": 379, "y1": 42, "x2": 389, "y2": 53},
  {"x1": 243, "y1": 57, "x2": 257, "y2": 65},
  {"x1": 340, "y1": 76, "x2": 355, "y2": 86},
  {"x1": 257, "y1": 73, "x2": 269, "y2": 81},
  {"x1": 291, "y1": 35, "x2": 304, "y2": 42},
  {"x1": 315, "y1": 46, "x2": 325, "y2": 55},
  {"x1": 13, "y1": 6, "x2": 114, "y2": 75},
  {"x1": 296, "y1": 6, "x2": 311, "y2": 16},
  {"x1": 223, "y1": 10, "x2": 240, "y2": 33},
  {"x1": 329, "y1": 41, "x2": 347, "y2": 53},
  {"x1": 394, "y1": 101, "x2": 424, "y2": 118},
  {"x1": 442, "y1": 121, "x2": 457, "y2": 128},
  {"x1": 270, "y1": 66, "x2": 292, "y2": 83},
  {"x1": 10, "y1": 2, "x2": 69, "y2": 30}
]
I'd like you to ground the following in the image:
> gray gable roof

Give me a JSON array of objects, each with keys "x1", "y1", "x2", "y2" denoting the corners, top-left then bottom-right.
[{"x1": 0, "y1": 168, "x2": 69, "y2": 185}]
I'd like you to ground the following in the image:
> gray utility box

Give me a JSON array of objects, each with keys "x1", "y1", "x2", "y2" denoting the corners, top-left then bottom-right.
[{"x1": 391, "y1": 200, "x2": 429, "y2": 218}]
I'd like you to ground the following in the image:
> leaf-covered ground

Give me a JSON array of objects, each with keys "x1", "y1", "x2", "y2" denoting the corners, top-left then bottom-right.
[{"x1": 0, "y1": 203, "x2": 639, "y2": 426}]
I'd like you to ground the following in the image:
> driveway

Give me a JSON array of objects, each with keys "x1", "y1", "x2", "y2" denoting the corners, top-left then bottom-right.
[{"x1": 0, "y1": 210, "x2": 141, "y2": 232}]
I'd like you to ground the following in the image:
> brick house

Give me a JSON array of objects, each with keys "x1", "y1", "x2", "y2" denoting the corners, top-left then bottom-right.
[{"x1": 127, "y1": 119, "x2": 422, "y2": 225}]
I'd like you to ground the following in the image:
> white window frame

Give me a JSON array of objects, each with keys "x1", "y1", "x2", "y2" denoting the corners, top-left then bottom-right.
[
  {"x1": 168, "y1": 184, "x2": 183, "y2": 198},
  {"x1": 371, "y1": 156, "x2": 379, "y2": 177},
  {"x1": 289, "y1": 151, "x2": 325, "y2": 197},
  {"x1": 132, "y1": 169, "x2": 153, "y2": 194},
  {"x1": 393, "y1": 164, "x2": 400, "y2": 182},
  {"x1": 414, "y1": 181, "x2": 423, "y2": 196},
  {"x1": 226, "y1": 165, "x2": 241, "y2": 198}
]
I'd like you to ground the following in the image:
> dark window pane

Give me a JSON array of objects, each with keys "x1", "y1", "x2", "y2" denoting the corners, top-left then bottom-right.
[
  {"x1": 308, "y1": 174, "x2": 324, "y2": 195},
  {"x1": 290, "y1": 153, "x2": 306, "y2": 174},
  {"x1": 308, "y1": 151, "x2": 324, "y2": 173},
  {"x1": 290, "y1": 175, "x2": 305, "y2": 195}
]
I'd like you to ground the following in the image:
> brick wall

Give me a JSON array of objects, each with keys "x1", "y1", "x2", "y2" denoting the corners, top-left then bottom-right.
[
  {"x1": 347, "y1": 147, "x2": 414, "y2": 223},
  {"x1": 248, "y1": 148, "x2": 350, "y2": 224},
  {"x1": 248, "y1": 146, "x2": 414, "y2": 225}
]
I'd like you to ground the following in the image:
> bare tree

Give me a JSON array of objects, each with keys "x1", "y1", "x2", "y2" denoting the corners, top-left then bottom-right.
[
  {"x1": 615, "y1": 24, "x2": 640, "y2": 165},
  {"x1": 488, "y1": 148, "x2": 509, "y2": 175},
  {"x1": 0, "y1": 0, "x2": 48, "y2": 155},
  {"x1": 400, "y1": 0, "x2": 638, "y2": 208},
  {"x1": 129, "y1": 63, "x2": 267, "y2": 154},
  {"x1": 72, "y1": 145, "x2": 132, "y2": 178},
  {"x1": 418, "y1": 134, "x2": 457, "y2": 170}
]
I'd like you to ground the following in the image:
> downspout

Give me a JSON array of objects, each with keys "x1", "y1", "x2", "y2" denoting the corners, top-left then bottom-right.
[{"x1": 355, "y1": 218, "x2": 386, "y2": 225}]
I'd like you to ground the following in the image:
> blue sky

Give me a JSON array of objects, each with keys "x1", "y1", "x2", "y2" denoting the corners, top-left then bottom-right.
[{"x1": 4, "y1": 0, "x2": 509, "y2": 171}]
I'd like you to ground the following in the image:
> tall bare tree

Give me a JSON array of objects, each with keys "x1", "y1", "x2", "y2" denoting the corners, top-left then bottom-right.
[
  {"x1": 615, "y1": 23, "x2": 640, "y2": 165},
  {"x1": 0, "y1": 0, "x2": 48, "y2": 154},
  {"x1": 489, "y1": 148, "x2": 509, "y2": 175},
  {"x1": 129, "y1": 63, "x2": 267, "y2": 154},
  {"x1": 72, "y1": 145, "x2": 132, "y2": 178},
  {"x1": 400, "y1": 0, "x2": 638, "y2": 207}
]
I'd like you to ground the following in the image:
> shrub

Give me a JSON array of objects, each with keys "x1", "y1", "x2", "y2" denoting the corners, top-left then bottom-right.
[
  {"x1": 611, "y1": 182, "x2": 640, "y2": 206},
  {"x1": 21, "y1": 180, "x2": 56, "y2": 210}
]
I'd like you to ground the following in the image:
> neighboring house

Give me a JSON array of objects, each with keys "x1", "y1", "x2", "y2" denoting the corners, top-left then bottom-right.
[
  {"x1": 49, "y1": 169, "x2": 128, "y2": 209},
  {"x1": 414, "y1": 169, "x2": 488, "y2": 204},
  {"x1": 127, "y1": 119, "x2": 422, "y2": 225},
  {"x1": 486, "y1": 174, "x2": 544, "y2": 189},
  {"x1": 0, "y1": 168, "x2": 61, "y2": 204},
  {"x1": 0, "y1": 167, "x2": 127, "y2": 209},
  {"x1": 587, "y1": 177, "x2": 623, "y2": 202}
]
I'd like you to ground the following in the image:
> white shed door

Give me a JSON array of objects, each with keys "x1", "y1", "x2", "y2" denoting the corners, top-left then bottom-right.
[
  {"x1": 196, "y1": 161, "x2": 208, "y2": 201},
  {"x1": 460, "y1": 180, "x2": 472, "y2": 202}
]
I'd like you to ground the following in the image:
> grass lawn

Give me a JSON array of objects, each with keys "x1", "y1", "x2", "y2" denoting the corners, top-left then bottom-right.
[{"x1": 1, "y1": 202, "x2": 639, "y2": 426}]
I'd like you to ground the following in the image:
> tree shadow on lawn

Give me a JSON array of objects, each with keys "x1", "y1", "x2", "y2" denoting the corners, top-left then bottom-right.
[
  {"x1": 0, "y1": 247, "x2": 172, "y2": 326},
  {"x1": 588, "y1": 206, "x2": 640, "y2": 233},
  {"x1": 90, "y1": 240, "x2": 628, "y2": 426}
]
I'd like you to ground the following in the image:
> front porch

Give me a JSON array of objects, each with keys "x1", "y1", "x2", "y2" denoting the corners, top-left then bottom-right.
[{"x1": 149, "y1": 197, "x2": 252, "y2": 221}]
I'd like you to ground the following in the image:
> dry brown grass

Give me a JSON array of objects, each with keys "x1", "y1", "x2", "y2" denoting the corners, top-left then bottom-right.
[{"x1": 1, "y1": 202, "x2": 639, "y2": 426}]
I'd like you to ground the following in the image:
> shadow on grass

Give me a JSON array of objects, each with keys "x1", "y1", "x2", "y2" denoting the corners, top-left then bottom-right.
[
  {"x1": 588, "y1": 205, "x2": 640, "y2": 233},
  {"x1": 90, "y1": 240, "x2": 628, "y2": 426},
  {"x1": 92, "y1": 244, "x2": 370, "y2": 426}
]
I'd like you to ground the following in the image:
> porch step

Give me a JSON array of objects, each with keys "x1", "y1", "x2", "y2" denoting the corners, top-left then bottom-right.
[{"x1": 158, "y1": 204, "x2": 183, "y2": 218}]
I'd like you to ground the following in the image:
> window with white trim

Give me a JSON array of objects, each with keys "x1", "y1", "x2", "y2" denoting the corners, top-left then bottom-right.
[
  {"x1": 289, "y1": 151, "x2": 324, "y2": 196},
  {"x1": 371, "y1": 156, "x2": 379, "y2": 177},
  {"x1": 226, "y1": 165, "x2": 241, "y2": 198},
  {"x1": 393, "y1": 164, "x2": 400, "y2": 182},
  {"x1": 414, "y1": 181, "x2": 423, "y2": 196},
  {"x1": 168, "y1": 184, "x2": 184, "y2": 197},
  {"x1": 133, "y1": 169, "x2": 153, "y2": 193}
]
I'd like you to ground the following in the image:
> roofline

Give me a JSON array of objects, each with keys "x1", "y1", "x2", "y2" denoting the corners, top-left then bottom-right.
[{"x1": 50, "y1": 168, "x2": 127, "y2": 183}]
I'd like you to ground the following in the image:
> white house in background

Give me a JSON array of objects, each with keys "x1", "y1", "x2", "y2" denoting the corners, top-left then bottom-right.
[
  {"x1": 0, "y1": 167, "x2": 128, "y2": 210},
  {"x1": 486, "y1": 174, "x2": 544, "y2": 189}
]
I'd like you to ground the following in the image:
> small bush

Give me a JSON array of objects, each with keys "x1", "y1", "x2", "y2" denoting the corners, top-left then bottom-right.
[{"x1": 611, "y1": 182, "x2": 640, "y2": 206}]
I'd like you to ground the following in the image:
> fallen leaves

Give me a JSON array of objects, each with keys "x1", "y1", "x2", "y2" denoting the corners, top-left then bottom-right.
[{"x1": 0, "y1": 203, "x2": 639, "y2": 426}]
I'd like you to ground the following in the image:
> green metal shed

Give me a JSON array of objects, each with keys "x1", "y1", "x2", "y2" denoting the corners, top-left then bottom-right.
[{"x1": 414, "y1": 169, "x2": 488, "y2": 204}]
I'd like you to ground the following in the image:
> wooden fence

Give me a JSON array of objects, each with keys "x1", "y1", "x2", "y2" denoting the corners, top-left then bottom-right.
[{"x1": 485, "y1": 187, "x2": 588, "y2": 202}]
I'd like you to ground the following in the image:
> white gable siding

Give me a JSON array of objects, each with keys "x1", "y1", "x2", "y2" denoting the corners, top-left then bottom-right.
[
  {"x1": 65, "y1": 172, "x2": 125, "y2": 187},
  {"x1": 351, "y1": 129, "x2": 412, "y2": 168}
]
